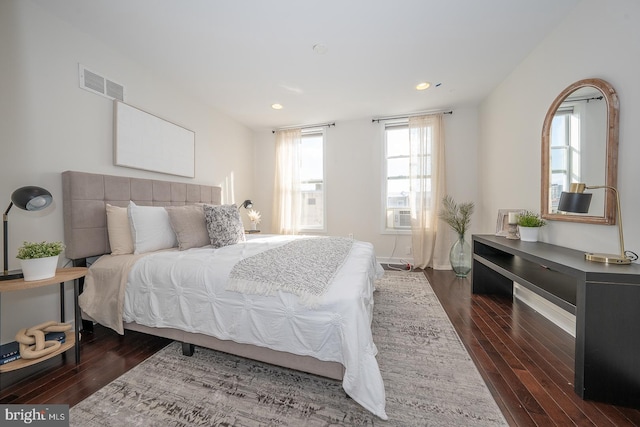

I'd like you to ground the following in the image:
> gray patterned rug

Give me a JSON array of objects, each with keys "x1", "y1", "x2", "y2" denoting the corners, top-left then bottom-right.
[{"x1": 70, "y1": 271, "x2": 507, "y2": 426}]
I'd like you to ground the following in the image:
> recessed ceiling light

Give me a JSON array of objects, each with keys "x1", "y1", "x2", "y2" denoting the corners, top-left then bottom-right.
[
  {"x1": 271, "y1": 103, "x2": 283, "y2": 110},
  {"x1": 416, "y1": 82, "x2": 431, "y2": 91},
  {"x1": 313, "y1": 43, "x2": 328, "y2": 55}
]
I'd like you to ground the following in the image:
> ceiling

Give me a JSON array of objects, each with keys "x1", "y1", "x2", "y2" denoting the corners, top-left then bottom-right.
[{"x1": 33, "y1": 0, "x2": 580, "y2": 131}]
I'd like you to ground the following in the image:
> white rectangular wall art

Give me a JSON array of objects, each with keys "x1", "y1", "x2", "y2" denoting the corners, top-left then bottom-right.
[{"x1": 114, "y1": 101, "x2": 195, "y2": 178}]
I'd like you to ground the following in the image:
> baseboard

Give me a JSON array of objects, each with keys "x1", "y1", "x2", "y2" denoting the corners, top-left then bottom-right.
[{"x1": 514, "y1": 282, "x2": 576, "y2": 337}]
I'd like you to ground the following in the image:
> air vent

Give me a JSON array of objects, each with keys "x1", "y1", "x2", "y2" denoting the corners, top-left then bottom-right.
[{"x1": 78, "y1": 64, "x2": 125, "y2": 101}]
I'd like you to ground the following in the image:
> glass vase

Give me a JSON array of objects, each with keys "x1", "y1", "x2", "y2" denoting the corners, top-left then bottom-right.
[{"x1": 449, "y1": 233, "x2": 472, "y2": 278}]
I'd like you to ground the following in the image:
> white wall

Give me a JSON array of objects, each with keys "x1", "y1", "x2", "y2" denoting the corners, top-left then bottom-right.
[
  {"x1": 252, "y1": 107, "x2": 480, "y2": 265},
  {"x1": 0, "y1": 1, "x2": 254, "y2": 342},
  {"x1": 479, "y1": 0, "x2": 640, "y2": 258},
  {"x1": 7, "y1": 0, "x2": 626, "y2": 347}
]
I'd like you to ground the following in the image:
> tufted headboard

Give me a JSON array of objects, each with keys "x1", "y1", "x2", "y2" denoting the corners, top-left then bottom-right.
[{"x1": 62, "y1": 170, "x2": 222, "y2": 261}]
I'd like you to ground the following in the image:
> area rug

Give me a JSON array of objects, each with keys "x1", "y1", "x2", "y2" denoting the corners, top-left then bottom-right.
[{"x1": 70, "y1": 271, "x2": 507, "y2": 426}]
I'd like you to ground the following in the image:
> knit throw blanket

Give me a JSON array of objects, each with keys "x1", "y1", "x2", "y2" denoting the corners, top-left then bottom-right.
[{"x1": 226, "y1": 237, "x2": 354, "y2": 307}]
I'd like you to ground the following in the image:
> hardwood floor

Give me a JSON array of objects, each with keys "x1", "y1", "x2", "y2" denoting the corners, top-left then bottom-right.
[
  {"x1": 1, "y1": 269, "x2": 639, "y2": 426},
  {"x1": 424, "y1": 267, "x2": 640, "y2": 426},
  {"x1": 0, "y1": 326, "x2": 171, "y2": 406}
]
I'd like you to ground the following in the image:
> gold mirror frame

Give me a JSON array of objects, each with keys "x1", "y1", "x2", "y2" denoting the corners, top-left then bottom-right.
[{"x1": 541, "y1": 78, "x2": 619, "y2": 224}]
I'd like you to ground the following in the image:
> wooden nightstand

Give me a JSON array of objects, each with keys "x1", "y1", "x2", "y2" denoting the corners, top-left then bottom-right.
[{"x1": 0, "y1": 267, "x2": 87, "y2": 372}]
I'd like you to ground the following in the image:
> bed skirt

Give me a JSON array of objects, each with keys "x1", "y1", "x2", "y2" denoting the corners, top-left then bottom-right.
[{"x1": 123, "y1": 322, "x2": 346, "y2": 380}]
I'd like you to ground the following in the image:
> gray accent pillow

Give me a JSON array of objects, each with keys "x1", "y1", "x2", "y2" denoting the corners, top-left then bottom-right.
[
  {"x1": 203, "y1": 204, "x2": 246, "y2": 248},
  {"x1": 165, "y1": 205, "x2": 210, "y2": 250}
]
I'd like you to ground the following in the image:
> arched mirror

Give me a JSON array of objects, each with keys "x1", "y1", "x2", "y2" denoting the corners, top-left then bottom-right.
[{"x1": 541, "y1": 78, "x2": 619, "y2": 224}]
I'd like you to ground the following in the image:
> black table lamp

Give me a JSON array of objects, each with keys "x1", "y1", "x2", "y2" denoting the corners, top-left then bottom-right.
[
  {"x1": 2, "y1": 186, "x2": 53, "y2": 280},
  {"x1": 558, "y1": 182, "x2": 631, "y2": 264}
]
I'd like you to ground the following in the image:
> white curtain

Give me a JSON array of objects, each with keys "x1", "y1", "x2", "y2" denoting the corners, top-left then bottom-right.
[
  {"x1": 272, "y1": 129, "x2": 302, "y2": 234},
  {"x1": 408, "y1": 114, "x2": 449, "y2": 269}
]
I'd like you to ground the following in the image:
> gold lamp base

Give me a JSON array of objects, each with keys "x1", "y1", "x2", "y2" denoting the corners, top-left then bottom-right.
[{"x1": 585, "y1": 252, "x2": 632, "y2": 265}]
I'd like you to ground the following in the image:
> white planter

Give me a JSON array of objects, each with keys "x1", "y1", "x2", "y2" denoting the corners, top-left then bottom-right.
[
  {"x1": 518, "y1": 226, "x2": 540, "y2": 242},
  {"x1": 20, "y1": 255, "x2": 59, "y2": 281}
]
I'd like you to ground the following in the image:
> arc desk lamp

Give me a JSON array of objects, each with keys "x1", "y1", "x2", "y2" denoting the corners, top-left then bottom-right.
[
  {"x1": 2, "y1": 186, "x2": 53, "y2": 281},
  {"x1": 239, "y1": 200, "x2": 253, "y2": 210},
  {"x1": 557, "y1": 182, "x2": 634, "y2": 265}
]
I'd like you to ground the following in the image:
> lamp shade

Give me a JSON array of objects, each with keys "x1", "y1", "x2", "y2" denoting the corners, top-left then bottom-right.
[
  {"x1": 11, "y1": 186, "x2": 53, "y2": 211},
  {"x1": 557, "y1": 191, "x2": 592, "y2": 214},
  {"x1": 3, "y1": 185, "x2": 54, "y2": 280}
]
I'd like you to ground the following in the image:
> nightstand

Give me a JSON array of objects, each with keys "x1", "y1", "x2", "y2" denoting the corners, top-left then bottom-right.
[
  {"x1": 0, "y1": 267, "x2": 87, "y2": 372},
  {"x1": 245, "y1": 230, "x2": 261, "y2": 234}
]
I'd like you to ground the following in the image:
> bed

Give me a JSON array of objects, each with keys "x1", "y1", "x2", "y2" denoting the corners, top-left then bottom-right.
[{"x1": 61, "y1": 170, "x2": 387, "y2": 419}]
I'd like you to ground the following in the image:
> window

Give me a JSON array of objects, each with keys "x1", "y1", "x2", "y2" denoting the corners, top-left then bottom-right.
[
  {"x1": 299, "y1": 129, "x2": 325, "y2": 230},
  {"x1": 550, "y1": 106, "x2": 581, "y2": 212},
  {"x1": 383, "y1": 121, "x2": 434, "y2": 231},
  {"x1": 384, "y1": 123, "x2": 410, "y2": 231}
]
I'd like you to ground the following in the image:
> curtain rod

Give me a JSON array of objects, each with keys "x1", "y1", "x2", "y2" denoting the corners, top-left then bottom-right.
[
  {"x1": 272, "y1": 122, "x2": 336, "y2": 133},
  {"x1": 565, "y1": 96, "x2": 603, "y2": 103},
  {"x1": 372, "y1": 110, "x2": 453, "y2": 123}
]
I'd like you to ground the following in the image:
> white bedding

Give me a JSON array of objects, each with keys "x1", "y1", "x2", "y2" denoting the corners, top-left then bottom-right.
[{"x1": 120, "y1": 234, "x2": 387, "y2": 419}]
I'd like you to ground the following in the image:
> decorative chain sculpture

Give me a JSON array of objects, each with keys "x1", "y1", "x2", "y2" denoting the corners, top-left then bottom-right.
[{"x1": 15, "y1": 321, "x2": 72, "y2": 359}]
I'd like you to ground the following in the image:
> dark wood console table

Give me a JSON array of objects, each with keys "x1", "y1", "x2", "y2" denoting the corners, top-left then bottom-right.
[{"x1": 472, "y1": 234, "x2": 640, "y2": 407}]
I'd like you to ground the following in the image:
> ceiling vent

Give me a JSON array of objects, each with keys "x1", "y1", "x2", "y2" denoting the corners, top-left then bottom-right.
[{"x1": 78, "y1": 64, "x2": 125, "y2": 101}]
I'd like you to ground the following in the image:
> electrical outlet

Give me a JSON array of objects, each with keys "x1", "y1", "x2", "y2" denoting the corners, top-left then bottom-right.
[{"x1": 348, "y1": 233, "x2": 354, "y2": 239}]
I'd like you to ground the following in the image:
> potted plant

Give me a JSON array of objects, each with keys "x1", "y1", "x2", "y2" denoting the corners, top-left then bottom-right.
[
  {"x1": 516, "y1": 211, "x2": 546, "y2": 242},
  {"x1": 16, "y1": 241, "x2": 65, "y2": 281},
  {"x1": 439, "y1": 196, "x2": 475, "y2": 277}
]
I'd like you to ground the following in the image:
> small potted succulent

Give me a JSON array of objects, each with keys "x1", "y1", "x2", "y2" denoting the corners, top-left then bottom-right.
[
  {"x1": 16, "y1": 241, "x2": 65, "y2": 281},
  {"x1": 516, "y1": 211, "x2": 546, "y2": 242}
]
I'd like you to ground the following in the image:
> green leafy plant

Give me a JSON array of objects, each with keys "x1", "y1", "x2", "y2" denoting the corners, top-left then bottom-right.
[
  {"x1": 16, "y1": 241, "x2": 65, "y2": 260},
  {"x1": 517, "y1": 211, "x2": 546, "y2": 227},
  {"x1": 439, "y1": 195, "x2": 475, "y2": 236}
]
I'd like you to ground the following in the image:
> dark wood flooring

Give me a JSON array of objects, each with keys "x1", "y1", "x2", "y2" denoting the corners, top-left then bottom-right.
[
  {"x1": 424, "y1": 268, "x2": 640, "y2": 427},
  {"x1": 1, "y1": 268, "x2": 640, "y2": 426},
  {"x1": 0, "y1": 326, "x2": 171, "y2": 406}
]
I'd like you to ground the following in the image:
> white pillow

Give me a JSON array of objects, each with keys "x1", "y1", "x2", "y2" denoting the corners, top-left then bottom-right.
[
  {"x1": 106, "y1": 204, "x2": 134, "y2": 255},
  {"x1": 127, "y1": 201, "x2": 178, "y2": 254}
]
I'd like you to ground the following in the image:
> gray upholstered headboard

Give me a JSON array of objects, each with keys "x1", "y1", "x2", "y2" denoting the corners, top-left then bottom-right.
[{"x1": 62, "y1": 170, "x2": 222, "y2": 261}]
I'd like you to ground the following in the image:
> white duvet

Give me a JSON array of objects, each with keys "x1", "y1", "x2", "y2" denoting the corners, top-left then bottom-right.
[{"x1": 121, "y1": 234, "x2": 387, "y2": 419}]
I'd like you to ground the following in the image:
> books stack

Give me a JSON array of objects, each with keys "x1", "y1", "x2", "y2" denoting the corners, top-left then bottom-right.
[
  {"x1": 0, "y1": 341, "x2": 19, "y2": 365},
  {"x1": 1, "y1": 331, "x2": 67, "y2": 365}
]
